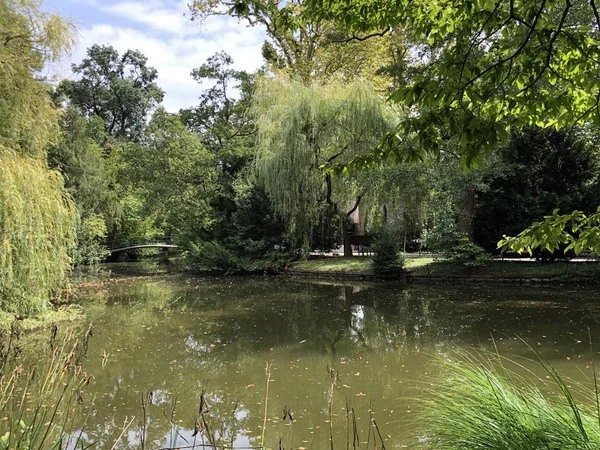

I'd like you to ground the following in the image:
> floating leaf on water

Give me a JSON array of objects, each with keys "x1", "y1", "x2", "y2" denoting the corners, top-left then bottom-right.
[
  {"x1": 247, "y1": 384, "x2": 255, "y2": 388},
  {"x1": 342, "y1": 384, "x2": 351, "y2": 389}
]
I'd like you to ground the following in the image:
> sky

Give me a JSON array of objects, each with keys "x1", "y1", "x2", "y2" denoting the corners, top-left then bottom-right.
[{"x1": 47, "y1": 0, "x2": 267, "y2": 112}]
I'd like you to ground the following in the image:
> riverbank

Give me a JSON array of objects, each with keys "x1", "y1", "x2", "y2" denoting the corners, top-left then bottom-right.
[{"x1": 289, "y1": 256, "x2": 600, "y2": 284}]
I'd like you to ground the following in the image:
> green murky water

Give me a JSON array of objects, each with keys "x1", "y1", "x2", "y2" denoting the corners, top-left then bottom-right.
[{"x1": 71, "y1": 266, "x2": 600, "y2": 449}]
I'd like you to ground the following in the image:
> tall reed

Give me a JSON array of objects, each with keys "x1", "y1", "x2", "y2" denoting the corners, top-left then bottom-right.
[
  {"x1": 419, "y1": 349, "x2": 600, "y2": 449},
  {"x1": 0, "y1": 323, "x2": 93, "y2": 449}
]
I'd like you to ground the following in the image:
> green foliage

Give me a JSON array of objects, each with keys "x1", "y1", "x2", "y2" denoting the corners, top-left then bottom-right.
[
  {"x1": 226, "y1": 180, "x2": 286, "y2": 258},
  {"x1": 476, "y1": 127, "x2": 600, "y2": 252},
  {"x1": 181, "y1": 51, "x2": 255, "y2": 172},
  {"x1": 499, "y1": 208, "x2": 600, "y2": 257},
  {"x1": 126, "y1": 109, "x2": 217, "y2": 240},
  {"x1": 0, "y1": 150, "x2": 77, "y2": 315},
  {"x1": 180, "y1": 52, "x2": 256, "y2": 242},
  {"x1": 72, "y1": 214, "x2": 110, "y2": 266},
  {"x1": 447, "y1": 236, "x2": 491, "y2": 268},
  {"x1": 421, "y1": 351, "x2": 600, "y2": 449},
  {"x1": 59, "y1": 44, "x2": 164, "y2": 141},
  {"x1": 371, "y1": 227, "x2": 405, "y2": 278},
  {"x1": 0, "y1": 0, "x2": 75, "y2": 158},
  {"x1": 304, "y1": 0, "x2": 600, "y2": 169},
  {"x1": 48, "y1": 107, "x2": 124, "y2": 250},
  {"x1": 187, "y1": 240, "x2": 242, "y2": 273},
  {"x1": 254, "y1": 77, "x2": 390, "y2": 252}
]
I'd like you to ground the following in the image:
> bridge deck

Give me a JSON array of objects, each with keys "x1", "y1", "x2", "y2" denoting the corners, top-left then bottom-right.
[{"x1": 108, "y1": 244, "x2": 179, "y2": 253}]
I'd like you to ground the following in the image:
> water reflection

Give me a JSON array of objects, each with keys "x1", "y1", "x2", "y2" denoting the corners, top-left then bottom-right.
[{"x1": 73, "y1": 273, "x2": 600, "y2": 449}]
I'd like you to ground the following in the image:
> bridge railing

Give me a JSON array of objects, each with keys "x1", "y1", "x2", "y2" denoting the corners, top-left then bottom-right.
[{"x1": 107, "y1": 236, "x2": 175, "y2": 251}]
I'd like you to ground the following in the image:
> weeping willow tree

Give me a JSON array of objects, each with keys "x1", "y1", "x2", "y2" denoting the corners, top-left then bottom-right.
[
  {"x1": 0, "y1": 0, "x2": 77, "y2": 314},
  {"x1": 0, "y1": 149, "x2": 76, "y2": 314},
  {"x1": 254, "y1": 77, "x2": 390, "y2": 255}
]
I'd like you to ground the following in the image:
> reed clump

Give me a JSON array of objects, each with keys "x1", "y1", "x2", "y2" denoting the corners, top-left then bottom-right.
[
  {"x1": 419, "y1": 350, "x2": 600, "y2": 449},
  {"x1": 0, "y1": 323, "x2": 93, "y2": 449}
]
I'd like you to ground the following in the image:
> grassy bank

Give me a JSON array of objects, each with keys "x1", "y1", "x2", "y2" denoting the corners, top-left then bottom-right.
[
  {"x1": 291, "y1": 256, "x2": 435, "y2": 274},
  {"x1": 290, "y1": 256, "x2": 600, "y2": 282}
]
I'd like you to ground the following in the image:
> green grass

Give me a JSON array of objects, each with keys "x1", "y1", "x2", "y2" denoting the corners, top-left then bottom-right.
[
  {"x1": 410, "y1": 260, "x2": 600, "y2": 279},
  {"x1": 292, "y1": 256, "x2": 439, "y2": 274},
  {"x1": 292, "y1": 256, "x2": 600, "y2": 282},
  {"x1": 419, "y1": 350, "x2": 600, "y2": 449},
  {"x1": 292, "y1": 257, "x2": 375, "y2": 273}
]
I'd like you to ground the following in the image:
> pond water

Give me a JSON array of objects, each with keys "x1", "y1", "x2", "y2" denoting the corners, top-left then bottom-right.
[{"x1": 71, "y1": 266, "x2": 600, "y2": 449}]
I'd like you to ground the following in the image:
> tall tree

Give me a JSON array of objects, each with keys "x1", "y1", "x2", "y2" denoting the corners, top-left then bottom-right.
[
  {"x1": 180, "y1": 52, "x2": 256, "y2": 240},
  {"x1": 0, "y1": 0, "x2": 74, "y2": 157},
  {"x1": 126, "y1": 109, "x2": 217, "y2": 240},
  {"x1": 59, "y1": 44, "x2": 164, "y2": 141},
  {"x1": 189, "y1": 0, "x2": 409, "y2": 86},
  {"x1": 254, "y1": 77, "x2": 390, "y2": 255},
  {"x1": 0, "y1": 0, "x2": 77, "y2": 313},
  {"x1": 181, "y1": 51, "x2": 255, "y2": 174}
]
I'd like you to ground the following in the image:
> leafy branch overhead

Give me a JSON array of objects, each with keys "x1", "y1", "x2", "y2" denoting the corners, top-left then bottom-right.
[
  {"x1": 499, "y1": 208, "x2": 600, "y2": 256},
  {"x1": 303, "y1": 0, "x2": 600, "y2": 168}
]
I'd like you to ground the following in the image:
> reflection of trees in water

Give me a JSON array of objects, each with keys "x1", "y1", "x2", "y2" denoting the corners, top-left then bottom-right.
[{"x1": 76, "y1": 277, "x2": 600, "y2": 448}]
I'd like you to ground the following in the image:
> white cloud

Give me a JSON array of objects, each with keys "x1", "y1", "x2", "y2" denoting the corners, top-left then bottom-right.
[
  {"x1": 98, "y1": 0, "x2": 198, "y2": 37},
  {"x1": 56, "y1": 0, "x2": 267, "y2": 111}
]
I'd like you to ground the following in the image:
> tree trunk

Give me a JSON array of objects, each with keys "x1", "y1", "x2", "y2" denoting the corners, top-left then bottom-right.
[
  {"x1": 458, "y1": 187, "x2": 476, "y2": 241},
  {"x1": 343, "y1": 225, "x2": 353, "y2": 257}
]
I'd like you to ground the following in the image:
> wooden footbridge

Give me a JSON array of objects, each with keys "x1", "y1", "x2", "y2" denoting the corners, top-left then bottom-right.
[{"x1": 107, "y1": 237, "x2": 179, "y2": 254}]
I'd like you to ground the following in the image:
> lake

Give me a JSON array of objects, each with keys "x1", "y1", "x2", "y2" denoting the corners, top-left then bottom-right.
[{"x1": 70, "y1": 266, "x2": 600, "y2": 449}]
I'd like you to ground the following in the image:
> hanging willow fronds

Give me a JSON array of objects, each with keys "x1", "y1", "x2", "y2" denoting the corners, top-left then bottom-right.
[
  {"x1": 0, "y1": 147, "x2": 77, "y2": 314},
  {"x1": 253, "y1": 77, "x2": 390, "y2": 248}
]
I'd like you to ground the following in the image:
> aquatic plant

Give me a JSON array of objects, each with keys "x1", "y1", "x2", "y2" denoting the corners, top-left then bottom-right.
[{"x1": 419, "y1": 349, "x2": 600, "y2": 449}]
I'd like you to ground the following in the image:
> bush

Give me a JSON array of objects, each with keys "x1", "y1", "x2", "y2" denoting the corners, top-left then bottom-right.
[
  {"x1": 424, "y1": 227, "x2": 490, "y2": 267},
  {"x1": 72, "y1": 214, "x2": 110, "y2": 266},
  {"x1": 186, "y1": 240, "x2": 243, "y2": 273},
  {"x1": 448, "y1": 235, "x2": 491, "y2": 267},
  {"x1": 371, "y1": 228, "x2": 405, "y2": 278}
]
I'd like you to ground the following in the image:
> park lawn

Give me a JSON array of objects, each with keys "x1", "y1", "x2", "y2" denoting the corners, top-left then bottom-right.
[
  {"x1": 292, "y1": 256, "x2": 437, "y2": 274},
  {"x1": 292, "y1": 257, "x2": 373, "y2": 273},
  {"x1": 292, "y1": 256, "x2": 600, "y2": 282},
  {"x1": 409, "y1": 259, "x2": 600, "y2": 280}
]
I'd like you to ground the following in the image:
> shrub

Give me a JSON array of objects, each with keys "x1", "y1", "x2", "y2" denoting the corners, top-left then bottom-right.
[
  {"x1": 72, "y1": 214, "x2": 110, "y2": 266},
  {"x1": 186, "y1": 240, "x2": 243, "y2": 273},
  {"x1": 447, "y1": 235, "x2": 491, "y2": 267},
  {"x1": 371, "y1": 228, "x2": 405, "y2": 278}
]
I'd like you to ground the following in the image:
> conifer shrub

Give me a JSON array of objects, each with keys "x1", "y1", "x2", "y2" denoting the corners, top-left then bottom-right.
[{"x1": 371, "y1": 227, "x2": 405, "y2": 278}]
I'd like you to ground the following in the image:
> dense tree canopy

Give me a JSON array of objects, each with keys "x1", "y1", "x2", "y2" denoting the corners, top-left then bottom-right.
[
  {"x1": 59, "y1": 44, "x2": 164, "y2": 141},
  {"x1": 254, "y1": 77, "x2": 390, "y2": 253},
  {"x1": 475, "y1": 127, "x2": 600, "y2": 251},
  {"x1": 301, "y1": 0, "x2": 600, "y2": 169},
  {"x1": 127, "y1": 109, "x2": 217, "y2": 240}
]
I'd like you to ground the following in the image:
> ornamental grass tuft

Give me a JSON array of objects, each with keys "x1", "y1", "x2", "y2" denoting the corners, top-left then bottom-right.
[{"x1": 420, "y1": 348, "x2": 600, "y2": 449}]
